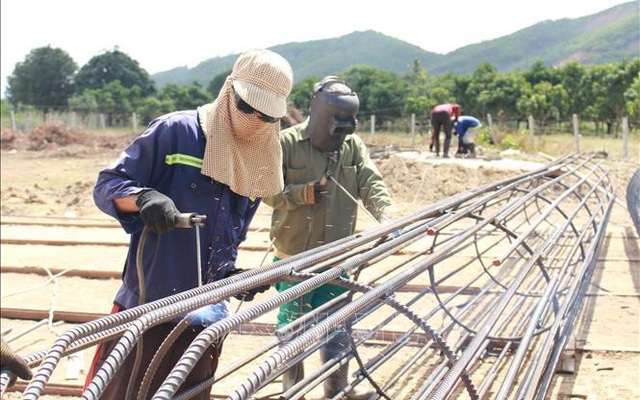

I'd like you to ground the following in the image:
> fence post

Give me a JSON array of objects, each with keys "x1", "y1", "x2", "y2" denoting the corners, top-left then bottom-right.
[
  {"x1": 10, "y1": 110, "x2": 16, "y2": 131},
  {"x1": 411, "y1": 113, "x2": 416, "y2": 148},
  {"x1": 528, "y1": 115, "x2": 535, "y2": 151},
  {"x1": 486, "y1": 113, "x2": 496, "y2": 145},
  {"x1": 370, "y1": 114, "x2": 375, "y2": 144},
  {"x1": 27, "y1": 112, "x2": 35, "y2": 131},
  {"x1": 99, "y1": 114, "x2": 106, "y2": 130},
  {"x1": 622, "y1": 116, "x2": 629, "y2": 159},
  {"x1": 132, "y1": 112, "x2": 138, "y2": 134},
  {"x1": 572, "y1": 114, "x2": 580, "y2": 154}
]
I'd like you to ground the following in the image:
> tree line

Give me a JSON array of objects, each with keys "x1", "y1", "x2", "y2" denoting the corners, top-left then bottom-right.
[{"x1": 4, "y1": 46, "x2": 639, "y2": 135}]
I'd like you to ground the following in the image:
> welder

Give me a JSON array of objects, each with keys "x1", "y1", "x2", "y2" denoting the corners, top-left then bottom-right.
[{"x1": 264, "y1": 76, "x2": 394, "y2": 399}]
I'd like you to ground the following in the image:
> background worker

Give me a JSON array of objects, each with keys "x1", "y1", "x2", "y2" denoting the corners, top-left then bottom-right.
[
  {"x1": 430, "y1": 103, "x2": 461, "y2": 158},
  {"x1": 454, "y1": 115, "x2": 482, "y2": 157},
  {"x1": 85, "y1": 49, "x2": 293, "y2": 400},
  {"x1": 263, "y1": 76, "x2": 393, "y2": 400}
]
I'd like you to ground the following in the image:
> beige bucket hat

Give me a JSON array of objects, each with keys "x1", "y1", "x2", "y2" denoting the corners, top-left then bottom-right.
[
  {"x1": 232, "y1": 49, "x2": 293, "y2": 118},
  {"x1": 198, "y1": 49, "x2": 293, "y2": 198}
]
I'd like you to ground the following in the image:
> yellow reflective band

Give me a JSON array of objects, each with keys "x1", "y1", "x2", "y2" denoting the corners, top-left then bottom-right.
[{"x1": 165, "y1": 154, "x2": 203, "y2": 168}]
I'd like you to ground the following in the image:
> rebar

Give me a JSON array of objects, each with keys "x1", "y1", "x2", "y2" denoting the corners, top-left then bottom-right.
[{"x1": 4, "y1": 153, "x2": 615, "y2": 400}]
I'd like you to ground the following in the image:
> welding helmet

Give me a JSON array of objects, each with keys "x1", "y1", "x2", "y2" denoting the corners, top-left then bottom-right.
[{"x1": 308, "y1": 76, "x2": 360, "y2": 152}]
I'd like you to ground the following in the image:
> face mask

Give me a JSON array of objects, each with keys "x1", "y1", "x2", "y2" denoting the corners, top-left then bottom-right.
[
  {"x1": 229, "y1": 93, "x2": 273, "y2": 142},
  {"x1": 308, "y1": 90, "x2": 360, "y2": 152}
]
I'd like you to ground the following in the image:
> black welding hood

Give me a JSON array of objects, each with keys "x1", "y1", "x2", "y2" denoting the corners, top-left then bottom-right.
[{"x1": 308, "y1": 76, "x2": 360, "y2": 152}]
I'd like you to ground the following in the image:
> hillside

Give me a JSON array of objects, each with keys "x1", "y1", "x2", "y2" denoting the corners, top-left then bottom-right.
[
  {"x1": 152, "y1": 1, "x2": 639, "y2": 87},
  {"x1": 430, "y1": 1, "x2": 639, "y2": 74}
]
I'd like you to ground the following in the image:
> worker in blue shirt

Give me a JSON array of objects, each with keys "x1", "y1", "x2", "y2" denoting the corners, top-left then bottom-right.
[
  {"x1": 84, "y1": 49, "x2": 293, "y2": 400},
  {"x1": 454, "y1": 115, "x2": 482, "y2": 158}
]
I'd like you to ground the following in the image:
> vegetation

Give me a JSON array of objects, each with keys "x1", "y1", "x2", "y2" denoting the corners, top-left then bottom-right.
[
  {"x1": 2, "y1": 0, "x2": 638, "y2": 151},
  {"x1": 152, "y1": 1, "x2": 638, "y2": 87},
  {"x1": 5, "y1": 46, "x2": 77, "y2": 109}
]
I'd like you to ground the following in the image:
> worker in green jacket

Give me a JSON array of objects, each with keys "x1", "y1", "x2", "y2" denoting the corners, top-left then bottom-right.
[{"x1": 263, "y1": 76, "x2": 392, "y2": 399}]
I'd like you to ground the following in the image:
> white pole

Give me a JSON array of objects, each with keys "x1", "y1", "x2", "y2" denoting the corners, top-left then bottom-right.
[
  {"x1": 572, "y1": 114, "x2": 580, "y2": 154},
  {"x1": 528, "y1": 115, "x2": 535, "y2": 150},
  {"x1": 10, "y1": 110, "x2": 16, "y2": 131},
  {"x1": 370, "y1": 114, "x2": 375, "y2": 144},
  {"x1": 622, "y1": 116, "x2": 629, "y2": 159}
]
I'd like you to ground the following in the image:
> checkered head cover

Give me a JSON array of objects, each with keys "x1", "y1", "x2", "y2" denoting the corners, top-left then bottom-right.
[{"x1": 198, "y1": 49, "x2": 293, "y2": 198}]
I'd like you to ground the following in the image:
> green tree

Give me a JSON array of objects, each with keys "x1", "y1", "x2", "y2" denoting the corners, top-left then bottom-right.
[
  {"x1": 517, "y1": 81, "x2": 568, "y2": 134},
  {"x1": 75, "y1": 48, "x2": 156, "y2": 97},
  {"x1": 558, "y1": 61, "x2": 587, "y2": 117},
  {"x1": 429, "y1": 87, "x2": 455, "y2": 107},
  {"x1": 480, "y1": 73, "x2": 529, "y2": 125},
  {"x1": 342, "y1": 65, "x2": 407, "y2": 127},
  {"x1": 586, "y1": 59, "x2": 639, "y2": 135},
  {"x1": 464, "y1": 62, "x2": 499, "y2": 118},
  {"x1": 69, "y1": 80, "x2": 144, "y2": 126},
  {"x1": 207, "y1": 69, "x2": 232, "y2": 98},
  {"x1": 403, "y1": 60, "x2": 443, "y2": 123},
  {"x1": 160, "y1": 82, "x2": 212, "y2": 110},
  {"x1": 288, "y1": 76, "x2": 319, "y2": 113},
  {"x1": 522, "y1": 60, "x2": 560, "y2": 86},
  {"x1": 137, "y1": 96, "x2": 176, "y2": 125},
  {"x1": 6, "y1": 46, "x2": 77, "y2": 109},
  {"x1": 624, "y1": 74, "x2": 640, "y2": 118}
]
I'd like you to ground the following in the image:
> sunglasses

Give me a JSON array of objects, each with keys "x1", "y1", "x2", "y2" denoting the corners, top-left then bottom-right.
[{"x1": 233, "y1": 91, "x2": 279, "y2": 124}]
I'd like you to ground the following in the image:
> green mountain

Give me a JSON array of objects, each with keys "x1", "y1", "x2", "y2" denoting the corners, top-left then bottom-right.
[
  {"x1": 430, "y1": 1, "x2": 639, "y2": 74},
  {"x1": 152, "y1": 1, "x2": 639, "y2": 87}
]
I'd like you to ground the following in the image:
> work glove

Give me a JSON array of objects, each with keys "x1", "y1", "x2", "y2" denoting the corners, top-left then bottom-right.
[
  {"x1": 1, "y1": 338, "x2": 33, "y2": 386},
  {"x1": 135, "y1": 189, "x2": 180, "y2": 234},
  {"x1": 377, "y1": 215, "x2": 402, "y2": 244},
  {"x1": 225, "y1": 268, "x2": 270, "y2": 301},
  {"x1": 306, "y1": 176, "x2": 328, "y2": 204}
]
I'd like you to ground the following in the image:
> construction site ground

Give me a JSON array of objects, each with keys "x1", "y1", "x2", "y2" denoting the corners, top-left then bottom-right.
[{"x1": 0, "y1": 130, "x2": 638, "y2": 399}]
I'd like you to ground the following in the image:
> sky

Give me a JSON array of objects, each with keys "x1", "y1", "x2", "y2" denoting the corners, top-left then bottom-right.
[{"x1": 0, "y1": 0, "x2": 632, "y2": 97}]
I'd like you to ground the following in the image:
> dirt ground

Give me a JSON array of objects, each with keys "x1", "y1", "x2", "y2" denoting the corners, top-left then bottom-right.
[{"x1": 1, "y1": 125, "x2": 639, "y2": 399}]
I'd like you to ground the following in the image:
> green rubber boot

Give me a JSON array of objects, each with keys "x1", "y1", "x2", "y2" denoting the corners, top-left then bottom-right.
[
  {"x1": 282, "y1": 362, "x2": 305, "y2": 395},
  {"x1": 321, "y1": 333, "x2": 374, "y2": 400}
]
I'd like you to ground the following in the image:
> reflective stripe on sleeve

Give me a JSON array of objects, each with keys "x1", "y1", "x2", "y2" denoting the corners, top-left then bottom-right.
[{"x1": 165, "y1": 154, "x2": 203, "y2": 168}]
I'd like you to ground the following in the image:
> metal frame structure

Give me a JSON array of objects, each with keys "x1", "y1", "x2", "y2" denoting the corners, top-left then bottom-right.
[{"x1": 3, "y1": 152, "x2": 615, "y2": 400}]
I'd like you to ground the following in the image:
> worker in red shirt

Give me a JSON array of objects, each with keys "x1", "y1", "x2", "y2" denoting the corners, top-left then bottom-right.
[{"x1": 430, "y1": 103, "x2": 461, "y2": 158}]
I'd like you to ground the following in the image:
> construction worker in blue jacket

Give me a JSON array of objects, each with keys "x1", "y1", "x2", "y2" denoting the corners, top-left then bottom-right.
[
  {"x1": 264, "y1": 76, "x2": 392, "y2": 399},
  {"x1": 85, "y1": 49, "x2": 293, "y2": 400},
  {"x1": 454, "y1": 115, "x2": 482, "y2": 158}
]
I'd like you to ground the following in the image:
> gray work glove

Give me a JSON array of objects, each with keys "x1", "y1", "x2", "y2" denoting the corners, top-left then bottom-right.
[
  {"x1": 135, "y1": 189, "x2": 180, "y2": 234},
  {"x1": 225, "y1": 268, "x2": 270, "y2": 301}
]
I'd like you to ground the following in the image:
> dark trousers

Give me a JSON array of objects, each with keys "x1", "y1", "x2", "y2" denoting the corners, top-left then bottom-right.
[
  {"x1": 430, "y1": 110, "x2": 454, "y2": 157},
  {"x1": 84, "y1": 306, "x2": 223, "y2": 400}
]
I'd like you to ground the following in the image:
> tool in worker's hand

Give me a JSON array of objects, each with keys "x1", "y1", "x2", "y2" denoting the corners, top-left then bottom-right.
[
  {"x1": 175, "y1": 213, "x2": 207, "y2": 286},
  {"x1": 325, "y1": 174, "x2": 402, "y2": 245},
  {"x1": 325, "y1": 174, "x2": 379, "y2": 224}
]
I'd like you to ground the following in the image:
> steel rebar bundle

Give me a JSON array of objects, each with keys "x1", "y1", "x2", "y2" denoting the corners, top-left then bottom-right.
[{"x1": 4, "y1": 152, "x2": 615, "y2": 400}]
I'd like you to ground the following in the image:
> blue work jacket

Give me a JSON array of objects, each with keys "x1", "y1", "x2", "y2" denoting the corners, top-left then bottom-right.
[
  {"x1": 93, "y1": 110, "x2": 260, "y2": 309},
  {"x1": 455, "y1": 116, "x2": 481, "y2": 136}
]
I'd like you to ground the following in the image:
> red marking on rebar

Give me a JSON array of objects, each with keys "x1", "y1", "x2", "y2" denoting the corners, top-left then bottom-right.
[{"x1": 427, "y1": 228, "x2": 437, "y2": 235}]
